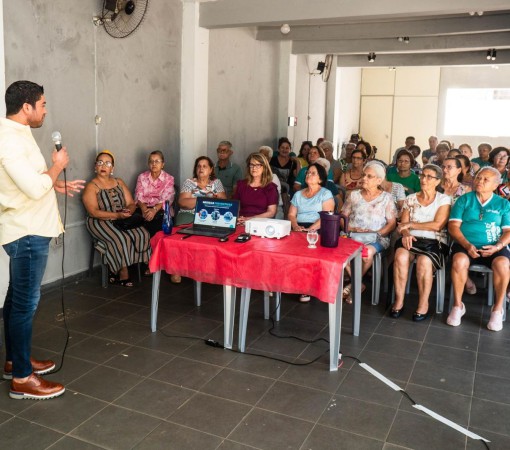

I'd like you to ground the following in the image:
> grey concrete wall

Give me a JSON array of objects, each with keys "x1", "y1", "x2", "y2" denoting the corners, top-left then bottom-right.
[
  {"x1": 207, "y1": 27, "x2": 279, "y2": 166},
  {"x1": 2, "y1": 0, "x2": 182, "y2": 289}
]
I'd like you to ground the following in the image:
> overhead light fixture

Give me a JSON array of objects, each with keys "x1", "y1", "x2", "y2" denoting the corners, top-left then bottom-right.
[
  {"x1": 389, "y1": 67, "x2": 396, "y2": 71},
  {"x1": 477, "y1": 11, "x2": 484, "y2": 16},
  {"x1": 487, "y1": 49, "x2": 497, "y2": 61},
  {"x1": 468, "y1": 11, "x2": 476, "y2": 16},
  {"x1": 397, "y1": 36, "x2": 404, "y2": 42},
  {"x1": 492, "y1": 65, "x2": 499, "y2": 70},
  {"x1": 368, "y1": 52, "x2": 376, "y2": 63},
  {"x1": 280, "y1": 23, "x2": 290, "y2": 35},
  {"x1": 404, "y1": 37, "x2": 410, "y2": 44}
]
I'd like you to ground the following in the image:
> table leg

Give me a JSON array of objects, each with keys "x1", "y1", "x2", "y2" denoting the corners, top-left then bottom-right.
[
  {"x1": 150, "y1": 270, "x2": 162, "y2": 332},
  {"x1": 223, "y1": 285, "x2": 236, "y2": 350},
  {"x1": 350, "y1": 252, "x2": 362, "y2": 337},
  {"x1": 194, "y1": 281, "x2": 202, "y2": 306},
  {"x1": 238, "y1": 288, "x2": 252, "y2": 352},
  {"x1": 329, "y1": 275, "x2": 344, "y2": 371}
]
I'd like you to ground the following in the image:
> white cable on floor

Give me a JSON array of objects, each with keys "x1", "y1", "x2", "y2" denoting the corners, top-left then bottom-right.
[{"x1": 359, "y1": 363, "x2": 490, "y2": 443}]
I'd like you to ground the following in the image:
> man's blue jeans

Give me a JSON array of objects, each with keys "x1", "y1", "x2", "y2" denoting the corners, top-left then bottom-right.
[{"x1": 3, "y1": 235, "x2": 51, "y2": 378}]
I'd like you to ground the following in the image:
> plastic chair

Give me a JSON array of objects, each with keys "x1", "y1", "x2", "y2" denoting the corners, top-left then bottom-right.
[{"x1": 371, "y1": 251, "x2": 389, "y2": 306}]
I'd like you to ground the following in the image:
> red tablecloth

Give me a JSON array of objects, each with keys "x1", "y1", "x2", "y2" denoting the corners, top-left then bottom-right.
[{"x1": 149, "y1": 228, "x2": 363, "y2": 304}]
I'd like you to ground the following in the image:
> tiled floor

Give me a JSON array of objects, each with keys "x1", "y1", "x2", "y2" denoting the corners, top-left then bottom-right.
[{"x1": 0, "y1": 270, "x2": 509, "y2": 449}]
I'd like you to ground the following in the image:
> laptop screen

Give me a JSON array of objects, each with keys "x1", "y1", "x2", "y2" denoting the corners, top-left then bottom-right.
[{"x1": 193, "y1": 197, "x2": 239, "y2": 230}]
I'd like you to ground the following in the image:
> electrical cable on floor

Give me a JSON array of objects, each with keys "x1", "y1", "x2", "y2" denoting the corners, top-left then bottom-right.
[{"x1": 49, "y1": 170, "x2": 70, "y2": 375}]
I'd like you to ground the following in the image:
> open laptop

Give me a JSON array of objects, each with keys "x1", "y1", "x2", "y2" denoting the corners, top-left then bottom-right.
[{"x1": 177, "y1": 197, "x2": 239, "y2": 238}]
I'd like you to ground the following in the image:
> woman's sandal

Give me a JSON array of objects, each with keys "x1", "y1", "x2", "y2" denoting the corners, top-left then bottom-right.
[
  {"x1": 115, "y1": 278, "x2": 134, "y2": 287},
  {"x1": 343, "y1": 283, "x2": 366, "y2": 304},
  {"x1": 108, "y1": 272, "x2": 118, "y2": 284}
]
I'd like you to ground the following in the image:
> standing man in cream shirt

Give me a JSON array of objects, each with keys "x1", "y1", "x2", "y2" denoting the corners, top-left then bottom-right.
[{"x1": 0, "y1": 80, "x2": 84, "y2": 400}]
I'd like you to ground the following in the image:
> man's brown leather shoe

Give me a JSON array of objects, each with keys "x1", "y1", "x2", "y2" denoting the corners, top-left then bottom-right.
[
  {"x1": 10, "y1": 373, "x2": 65, "y2": 400},
  {"x1": 3, "y1": 357, "x2": 56, "y2": 380}
]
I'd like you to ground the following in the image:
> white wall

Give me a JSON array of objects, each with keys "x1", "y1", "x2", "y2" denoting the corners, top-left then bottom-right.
[
  {"x1": 207, "y1": 27, "x2": 279, "y2": 165},
  {"x1": 336, "y1": 67, "x2": 362, "y2": 155},
  {"x1": 438, "y1": 65, "x2": 510, "y2": 150}
]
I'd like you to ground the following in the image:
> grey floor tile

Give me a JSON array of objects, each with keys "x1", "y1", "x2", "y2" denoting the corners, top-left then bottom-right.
[
  {"x1": 217, "y1": 440, "x2": 255, "y2": 449},
  {"x1": 418, "y1": 342, "x2": 477, "y2": 371},
  {"x1": 302, "y1": 424, "x2": 384, "y2": 450},
  {"x1": 466, "y1": 428, "x2": 510, "y2": 450},
  {"x1": 47, "y1": 436, "x2": 105, "y2": 449},
  {"x1": 319, "y1": 395, "x2": 397, "y2": 440},
  {"x1": 470, "y1": 397, "x2": 510, "y2": 436},
  {"x1": 88, "y1": 300, "x2": 144, "y2": 319},
  {"x1": 0, "y1": 417, "x2": 65, "y2": 450},
  {"x1": 104, "y1": 345, "x2": 173, "y2": 376},
  {"x1": 168, "y1": 393, "x2": 251, "y2": 438},
  {"x1": 257, "y1": 381, "x2": 332, "y2": 422},
  {"x1": 66, "y1": 335, "x2": 129, "y2": 364},
  {"x1": 179, "y1": 340, "x2": 239, "y2": 366},
  {"x1": 43, "y1": 355, "x2": 98, "y2": 385},
  {"x1": 162, "y1": 315, "x2": 223, "y2": 338},
  {"x1": 114, "y1": 378, "x2": 194, "y2": 419},
  {"x1": 136, "y1": 331, "x2": 197, "y2": 355},
  {"x1": 134, "y1": 421, "x2": 222, "y2": 449},
  {"x1": 424, "y1": 325, "x2": 479, "y2": 351},
  {"x1": 150, "y1": 356, "x2": 222, "y2": 390},
  {"x1": 66, "y1": 312, "x2": 121, "y2": 335},
  {"x1": 399, "y1": 383, "x2": 471, "y2": 426},
  {"x1": 279, "y1": 361, "x2": 348, "y2": 393},
  {"x1": 67, "y1": 365, "x2": 142, "y2": 402},
  {"x1": 70, "y1": 405, "x2": 162, "y2": 449},
  {"x1": 0, "y1": 409, "x2": 12, "y2": 425},
  {"x1": 363, "y1": 334, "x2": 422, "y2": 361},
  {"x1": 124, "y1": 307, "x2": 182, "y2": 329},
  {"x1": 474, "y1": 372, "x2": 510, "y2": 405},
  {"x1": 336, "y1": 370, "x2": 403, "y2": 408},
  {"x1": 97, "y1": 320, "x2": 153, "y2": 345},
  {"x1": 201, "y1": 367, "x2": 274, "y2": 405},
  {"x1": 374, "y1": 319, "x2": 429, "y2": 341},
  {"x1": 409, "y1": 360, "x2": 475, "y2": 396},
  {"x1": 353, "y1": 350, "x2": 415, "y2": 384},
  {"x1": 229, "y1": 408, "x2": 313, "y2": 450},
  {"x1": 227, "y1": 352, "x2": 288, "y2": 379},
  {"x1": 476, "y1": 353, "x2": 510, "y2": 378},
  {"x1": 477, "y1": 334, "x2": 510, "y2": 358},
  {"x1": 32, "y1": 326, "x2": 89, "y2": 353},
  {"x1": 18, "y1": 390, "x2": 107, "y2": 433},
  {"x1": 387, "y1": 410, "x2": 466, "y2": 449}
]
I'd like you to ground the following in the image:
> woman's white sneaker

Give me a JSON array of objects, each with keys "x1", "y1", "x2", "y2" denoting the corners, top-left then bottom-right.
[
  {"x1": 487, "y1": 309, "x2": 504, "y2": 332},
  {"x1": 446, "y1": 303, "x2": 466, "y2": 327}
]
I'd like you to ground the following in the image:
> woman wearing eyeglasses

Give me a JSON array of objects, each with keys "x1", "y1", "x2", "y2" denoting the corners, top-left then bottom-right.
[
  {"x1": 489, "y1": 147, "x2": 510, "y2": 184},
  {"x1": 341, "y1": 162, "x2": 397, "y2": 303},
  {"x1": 83, "y1": 150, "x2": 151, "y2": 287},
  {"x1": 391, "y1": 165, "x2": 452, "y2": 321},
  {"x1": 135, "y1": 150, "x2": 175, "y2": 237},
  {"x1": 386, "y1": 149, "x2": 421, "y2": 195},
  {"x1": 339, "y1": 148, "x2": 366, "y2": 191},
  {"x1": 233, "y1": 153, "x2": 278, "y2": 225}
]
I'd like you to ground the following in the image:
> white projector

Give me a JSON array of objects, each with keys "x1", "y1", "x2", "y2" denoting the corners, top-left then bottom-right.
[{"x1": 244, "y1": 218, "x2": 291, "y2": 239}]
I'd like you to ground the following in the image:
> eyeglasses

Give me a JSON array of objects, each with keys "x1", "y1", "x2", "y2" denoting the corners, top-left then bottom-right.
[
  {"x1": 248, "y1": 163, "x2": 263, "y2": 169},
  {"x1": 441, "y1": 165, "x2": 457, "y2": 170},
  {"x1": 149, "y1": 159, "x2": 163, "y2": 164},
  {"x1": 351, "y1": 156, "x2": 364, "y2": 161},
  {"x1": 306, "y1": 171, "x2": 319, "y2": 177},
  {"x1": 217, "y1": 149, "x2": 230, "y2": 154},
  {"x1": 495, "y1": 155, "x2": 509, "y2": 160},
  {"x1": 361, "y1": 173, "x2": 377, "y2": 179},
  {"x1": 96, "y1": 160, "x2": 113, "y2": 167},
  {"x1": 419, "y1": 174, "x2": 440, "y2": 180}
]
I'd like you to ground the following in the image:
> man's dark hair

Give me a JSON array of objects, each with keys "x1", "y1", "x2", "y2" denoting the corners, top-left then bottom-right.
[{"x1": 5, "y1": 80, "x2": 44, "y2": 116}]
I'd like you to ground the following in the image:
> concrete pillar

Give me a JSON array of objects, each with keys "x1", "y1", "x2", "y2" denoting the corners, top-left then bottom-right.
[
  {"x1": 325, "y1": 56, "x2": 342, "y2": 157},
  {"x1": 180, "y1": 1, "x2": 209, "y2": 184},
  {"x1": 277, "y1": 40, "x2": 297, "y2": 145}
]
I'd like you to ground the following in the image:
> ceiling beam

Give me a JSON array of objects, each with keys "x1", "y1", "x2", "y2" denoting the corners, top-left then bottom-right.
[
  {"x1": 257, "y1": 14, "x2": 510, "y2": 41},
  {"x1": 293, "y1": 32, "x2": 510, "y2": 55},
  {"x1": 200, "y1": 0, "x2": 509, "y2": 28},
  {"x1": 335, "y1": 50, "x2": 510, "y2": 67}
]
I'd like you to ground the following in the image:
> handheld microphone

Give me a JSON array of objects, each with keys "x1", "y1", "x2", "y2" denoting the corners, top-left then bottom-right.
[{"x1": 51, "y1": 131, "x2": 62, "y2": 151}]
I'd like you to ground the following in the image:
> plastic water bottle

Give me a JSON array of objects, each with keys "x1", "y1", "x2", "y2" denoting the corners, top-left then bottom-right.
[{"x1": 162, "y1": 200, "x2": 173, "y2": 235}]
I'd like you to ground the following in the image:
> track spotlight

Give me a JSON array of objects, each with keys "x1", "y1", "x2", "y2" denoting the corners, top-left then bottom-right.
[
  {"x1": 368, "y1": 52, "x2": 376, "y2": 63},
  {"x1": 397, "y1": 36, "x2": 404, "y2": 42},
  {"x1": 486, "y1": 49, "x2": 497, "y2": 61},
  {"x1": 404, "y1": 36, "x2": 410, "y2": 44}
]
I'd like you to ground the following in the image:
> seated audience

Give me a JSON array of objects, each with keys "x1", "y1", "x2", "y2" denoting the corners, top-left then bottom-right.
[
  {"x1": 339, "y1": 148, "x2": 365, "y2": 191},
  {"x1": 447, "y1": 167, "x2": 510, "y2": 331},
  {"x1": 440, "y1": 157, "x2": 471, "y2": 202},
  {"x1": 320, "y1": 140, "x2": 343, "y2": 184},
  {"x1": 270, "y1": 137, "x2": 300, "y2": 195},
  {"x1": 297, "y1": 141, "x2": 312, "y2": 169},
  {"x1": 455, "y1": 154, "x2": 475, "y2": 188},
  {"x1": 422, "y1": 136, "x2": 438, "y2": 165},
  {"x1": 214, "y1": 140, "x2": 242, "y2": 198},
  {"x1": 459, "y1": 143, "x2": 480, "y2": 173},
  {"x1": 288, "y1": 163, "x2": 335, "y2": 302},
  {"x1": 259, "y1": 146, "x2": 283, "y2": 219},
  {"x1": 339, "y1": 142, "x2": 356, "y2": 172},
  {"x1": 316, "y1": 158, "x2": 344, "y2": 211},
  {"x1": 471, "y1": 142, "x2": 492, "y2": 168},
  {"x1": 294, "y1": 146, "x2": 333, "y2": 191},
  {"x1": 233, "y1": 152, "x2": 278, "y2": 224},
  {"x1": 489, "y1": 146, "x2": 510, "y2": 183},
  {"x1": 429, "y1": 143, "x2": 449, "y2": 167},
  {"x1": 135, "y1": 150, "x2": 175, "y2": 237},
  {"x1": 83, "y1": 151, "x2": 151, "y2": 287},
  {"x1": 387, "y1": 149, "x2": 421, "y2": 195},
  {"x1": 341, "y1": 162, "x2": 397, "y2": 303},
  {"x1": 391, "y1": 165, "x2": 452, "y2": 321},
  {"x1": 177, "y1": 156, "x2": 227, "y2": 225},
  {"x1": 408, "y1": 145, "x2": 422, "y2": 173}
]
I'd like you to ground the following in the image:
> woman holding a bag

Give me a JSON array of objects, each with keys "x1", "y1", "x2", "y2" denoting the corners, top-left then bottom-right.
[
  {"x1": 391, "y1": 164, "x2": 452, "y2": 320},
  {"x1": 341, "y1": 162, "x2": 397, "y2": 303},
  {"x1": 83, "y1": 150, "x2": 151, "y2": 287}
]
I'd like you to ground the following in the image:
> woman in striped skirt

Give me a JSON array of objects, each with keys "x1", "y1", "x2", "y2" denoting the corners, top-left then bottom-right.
[{"x1": 82, "y1": 150, "x2": 151, "y2": 286}]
